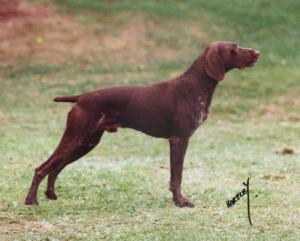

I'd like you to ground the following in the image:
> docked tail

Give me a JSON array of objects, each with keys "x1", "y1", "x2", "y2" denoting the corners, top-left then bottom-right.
[{"x1": 54, "y1": 95, "x2": 80, "y2": 103}]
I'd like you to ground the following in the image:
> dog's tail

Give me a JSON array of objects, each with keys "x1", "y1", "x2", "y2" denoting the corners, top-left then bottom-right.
[{"x1": 54, "y1": 95, "x2": 80, "y2": 103}]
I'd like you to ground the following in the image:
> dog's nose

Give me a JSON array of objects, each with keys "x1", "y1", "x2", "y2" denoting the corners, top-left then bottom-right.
[{"x1": 254, "y1": 50, "x2": 260, "y2": 57}]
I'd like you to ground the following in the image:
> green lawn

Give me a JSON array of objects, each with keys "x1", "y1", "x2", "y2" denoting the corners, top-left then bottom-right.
[{"x1": 0, "y1": 0, "x2": 299, "y2": 240}]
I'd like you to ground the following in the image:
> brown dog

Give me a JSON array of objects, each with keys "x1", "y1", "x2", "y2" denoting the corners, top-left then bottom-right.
[{"x1": 25, "y1": 41, "x2": 260, "y2": 207}]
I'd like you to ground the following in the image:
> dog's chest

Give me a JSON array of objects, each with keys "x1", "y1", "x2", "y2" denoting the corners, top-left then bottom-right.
[{"x1": 192, "y1": 95, "x2": 210, "y2": 128}]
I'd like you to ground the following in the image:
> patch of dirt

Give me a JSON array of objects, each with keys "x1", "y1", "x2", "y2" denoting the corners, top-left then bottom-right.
[
  {"x1": 0, "y1": 1, "x2": 211, "y2": 68},
  {"x1": 154, "y1": 165, "x2": 169, "y2": 173},
  {"x1": 276, "y1": 147, "x2": 296, "y2": 155},
  {"x1": 0, "y1": 0, "x2": 20, "y2": 20},
  {"x1": 262, "y1": 173, "x2": 286, "y2": 180},
  {"x1": 0, "y1": 220, "x2": 55, "y2": 236},
  {"x1": 258, "y1": 96, "x2": 300, "y2": 122},
  {"x1": 0, "y1": 1, "x2": 57, "y2": 63},
  {"x1": 0, "y1": 111, "x2": 5, "y2": 124}
]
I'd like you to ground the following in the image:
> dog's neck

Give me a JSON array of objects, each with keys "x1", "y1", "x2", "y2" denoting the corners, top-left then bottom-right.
[
  {"x1": 181, "y1": 52, "x2": 219, "y2": 101},
  {"x1": 178, "y1": 53, "x2": 221, "y2": 129}
]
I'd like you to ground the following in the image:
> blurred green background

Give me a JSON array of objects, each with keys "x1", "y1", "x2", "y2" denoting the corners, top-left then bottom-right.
[{"x1": 0, "y1": 0, "x2": 299, "y2": 240}]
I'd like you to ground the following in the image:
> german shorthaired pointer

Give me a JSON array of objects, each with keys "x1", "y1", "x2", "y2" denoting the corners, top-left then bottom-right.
[{"x1": 25, "y1": 41, "x2": 260, "y2": 207}]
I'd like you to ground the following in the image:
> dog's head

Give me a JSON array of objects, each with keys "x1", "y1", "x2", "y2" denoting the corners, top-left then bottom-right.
[{"x1": 205, "y1": 41, "x2": 260, "y2": 81}]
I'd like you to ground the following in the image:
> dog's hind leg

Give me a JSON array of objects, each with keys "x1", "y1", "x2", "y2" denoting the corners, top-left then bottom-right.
[
  {"x1": 25, "y1": 106, "x2": 103, "y2": 205},
  {"x1": 45, "y1": 129, "x2": 104, "y2": 200}
]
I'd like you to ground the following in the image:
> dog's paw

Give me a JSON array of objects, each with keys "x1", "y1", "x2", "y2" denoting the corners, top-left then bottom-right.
[
  {"x1": 174, "y1": 197, "x2": 195, "y2": 208},
  {"x1": 44, "y1": 191, "x2": 57, "y2": 200},
  {"x1": 25, "y1": 197, "x2": 39, "y2": 205}
]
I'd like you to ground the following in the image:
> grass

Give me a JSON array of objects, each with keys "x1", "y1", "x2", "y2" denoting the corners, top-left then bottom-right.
[{"x1": 0, "y1": 0, "x2": 300, "y2": 240}]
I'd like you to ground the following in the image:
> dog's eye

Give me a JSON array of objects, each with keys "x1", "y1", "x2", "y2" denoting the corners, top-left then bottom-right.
[{"x1": 231, "y1": 46, "x2": 237, "y2": 55}]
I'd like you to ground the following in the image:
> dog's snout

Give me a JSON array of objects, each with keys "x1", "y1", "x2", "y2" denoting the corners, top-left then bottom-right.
[{"x1": 253, "y1": 50, "x2": 260, "y2": 58}]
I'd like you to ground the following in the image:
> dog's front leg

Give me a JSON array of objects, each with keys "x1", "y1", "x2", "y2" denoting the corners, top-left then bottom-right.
[{"x1": 169, "y1": 136, "x2": 194, "y2": 207}]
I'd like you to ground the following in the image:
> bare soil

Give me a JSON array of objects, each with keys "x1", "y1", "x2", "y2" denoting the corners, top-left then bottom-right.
[{"x1": 0, "y1": 1, "x2": 210, "y2": 67}]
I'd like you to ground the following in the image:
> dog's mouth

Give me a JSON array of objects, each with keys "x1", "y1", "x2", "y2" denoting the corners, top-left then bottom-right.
[
  {"x1": 238, "y1": 50, "x2": 260, "y2": 70},
  {"x1": 248, "y1": 58, "x2": 259, "y2": 67},
  {"x1": 238, "y1": 57, "x2": 260, "y2": 70}
]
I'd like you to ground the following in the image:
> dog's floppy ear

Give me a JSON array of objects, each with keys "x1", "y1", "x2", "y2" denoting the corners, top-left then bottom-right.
[{"x1": 205, "y1": 47, "x2": 225, "y2": 81}]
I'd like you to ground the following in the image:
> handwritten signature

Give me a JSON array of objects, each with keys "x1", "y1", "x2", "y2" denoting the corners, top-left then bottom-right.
[{"x1": 226, "y1": 177, "x2": 252, "y2": 225}]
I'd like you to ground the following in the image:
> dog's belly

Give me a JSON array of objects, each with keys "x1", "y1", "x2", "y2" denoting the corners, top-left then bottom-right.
[
  {"x1": 119, "y1": 108, "x2": 171, "y2": 138},
  {"x1": 129, "y1": 125, "x2": 170, "y2": 138},
  {"x1": 121, "y1": 116, "x2": 171, "y2": 138},
  {"x1": 97, "y1": 108, "x2": 171, "y2": 138}
]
